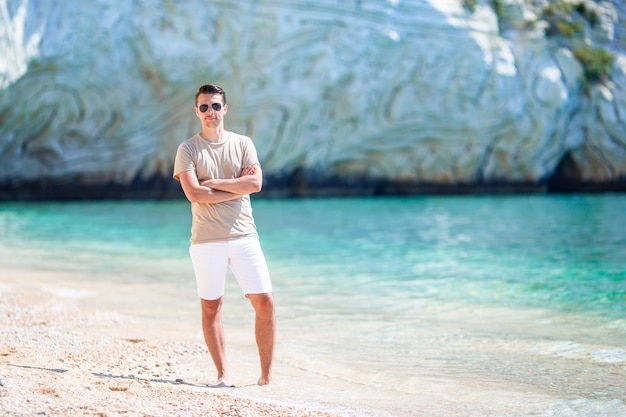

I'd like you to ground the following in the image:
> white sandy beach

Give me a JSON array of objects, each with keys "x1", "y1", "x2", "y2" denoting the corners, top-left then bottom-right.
[
  {"x1": 2, "y1": 263, "x2": 625, "y2": 417},
  {"x1": 0, "y1": 267, "x2": 351, "y2": 417}
]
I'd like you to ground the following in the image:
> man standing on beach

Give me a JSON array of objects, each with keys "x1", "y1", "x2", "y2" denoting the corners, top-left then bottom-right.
[{"x1": 173, "y1": 84, "x2": 275, "y2": 386}]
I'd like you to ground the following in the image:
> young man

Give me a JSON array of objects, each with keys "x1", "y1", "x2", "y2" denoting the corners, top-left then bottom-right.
[{"x1": 173, "y1": 84, "x2": 275, "y2": 386}]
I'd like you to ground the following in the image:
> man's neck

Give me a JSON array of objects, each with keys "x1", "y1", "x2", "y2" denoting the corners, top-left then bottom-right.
[{"x1": 200, "y1": 126, "x2": 224, "y2": 143}]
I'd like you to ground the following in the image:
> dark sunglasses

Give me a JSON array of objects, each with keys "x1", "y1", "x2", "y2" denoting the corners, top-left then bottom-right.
[{"x1": 198, "y1": 103, "x2": 222, "y2": 112}]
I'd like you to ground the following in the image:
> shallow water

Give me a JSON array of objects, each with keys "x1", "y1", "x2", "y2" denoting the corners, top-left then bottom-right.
[{"x1": 1, "y1": 195, "x2": 625, "y2": 416}]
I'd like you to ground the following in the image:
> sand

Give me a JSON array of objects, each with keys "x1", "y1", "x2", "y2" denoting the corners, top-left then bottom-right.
[
  {"x1": 4, "y1": 265, "x2": 625, "y2": 417},
  {"x1": 0, "y1": 268, "x2": 345, "y2": 417}
]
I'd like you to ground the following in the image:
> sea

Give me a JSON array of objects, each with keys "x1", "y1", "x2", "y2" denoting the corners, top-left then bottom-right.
[{"x1": 1, "y1": 194, "x2": 625, "y2": 416}]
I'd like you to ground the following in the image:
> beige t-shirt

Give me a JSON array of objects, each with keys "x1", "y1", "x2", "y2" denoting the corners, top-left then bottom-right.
[{"x1": 173, "y1": 131, "x2": 260, "y2": 244}]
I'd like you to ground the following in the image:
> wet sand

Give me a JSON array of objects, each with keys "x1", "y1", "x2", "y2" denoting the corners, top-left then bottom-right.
[
  {"x1": 2, "y1": 265, "x2": 625, "y2": 417},
  {"x1": 0, "y1": 267, "x2": 347, "y2": 417}
]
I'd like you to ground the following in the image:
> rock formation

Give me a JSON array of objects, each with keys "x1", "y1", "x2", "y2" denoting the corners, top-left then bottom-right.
[{"x1": 1, "y1": 0, "x2": 625, "y2": 199}]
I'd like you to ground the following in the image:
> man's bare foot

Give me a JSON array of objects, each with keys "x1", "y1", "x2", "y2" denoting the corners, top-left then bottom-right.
[
  {"x1": 257, "y1": 375, "x2": 272, "y2": 386},
  {"x1": 213, "y1": 377, "x2": 234, "y2": 388}
]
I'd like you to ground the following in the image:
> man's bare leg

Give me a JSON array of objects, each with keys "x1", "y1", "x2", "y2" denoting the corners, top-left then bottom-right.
[
  {"x1": 247, "y1": 293, "x2": 275, "y2": 385},
  {"x1": 200, "y1": 297, "x2": 231, "y2": 385}
]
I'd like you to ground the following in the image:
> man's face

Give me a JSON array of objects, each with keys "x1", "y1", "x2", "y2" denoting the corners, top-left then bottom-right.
[{"x1": 195, "y1": 93, "x2": 227, "y2": 128}]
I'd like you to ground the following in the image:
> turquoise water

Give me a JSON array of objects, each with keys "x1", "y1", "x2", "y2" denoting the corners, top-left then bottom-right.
[
  {"x1": 2, "y1": 195, "x2": 623, "y2": 317},
  {"x1": 1, "y1": 194, "x2": 625, "y2": 415},
  {"x1": 256, "y1": 195, "x2": 625, "y2": 318}
]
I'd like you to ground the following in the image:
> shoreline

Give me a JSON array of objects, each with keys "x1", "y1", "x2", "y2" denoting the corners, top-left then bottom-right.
[
  {"x1": 2, "y1": 262, "x2": 625, "y2": 417},
  {"x1": 0, "y1": 267, "x2": 353, "y2": 417},
  {"x1": 1, "y1": 176, "x2": 626, "y2": 202}
]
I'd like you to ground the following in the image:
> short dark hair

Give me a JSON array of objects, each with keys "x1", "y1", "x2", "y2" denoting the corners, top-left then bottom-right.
[{"x1": 195, "y1": 84, "x2": 227, "y2": 106}]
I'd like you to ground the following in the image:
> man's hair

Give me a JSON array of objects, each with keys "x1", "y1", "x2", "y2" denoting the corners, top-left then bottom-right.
[{"x1": 195, "y1": 84, "x2": 227, "y2": 106}]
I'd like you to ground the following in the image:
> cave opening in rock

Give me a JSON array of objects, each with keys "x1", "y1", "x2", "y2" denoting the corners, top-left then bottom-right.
[{"x1": 547, "y1": 151, "x2": 582, "y2": 193}]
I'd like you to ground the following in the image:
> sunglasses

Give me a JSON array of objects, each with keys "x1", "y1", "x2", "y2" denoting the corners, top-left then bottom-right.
[{"x1": 198, "y1": 103, "x2": 223, "y2": 112}]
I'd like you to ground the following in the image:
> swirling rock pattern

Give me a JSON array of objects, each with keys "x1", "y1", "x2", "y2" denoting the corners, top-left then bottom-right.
[{"x1": 1, "y1": 0, "x2": 625, "y2": 198}]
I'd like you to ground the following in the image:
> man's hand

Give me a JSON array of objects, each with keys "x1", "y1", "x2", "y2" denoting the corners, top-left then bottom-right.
[{"x1": 241, "y1": 165, "x2": 257, "y2": 176}]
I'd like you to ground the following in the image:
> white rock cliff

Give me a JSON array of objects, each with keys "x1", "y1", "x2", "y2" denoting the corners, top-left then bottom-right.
[{"x1": 1, "y1": 0, "x2": 625, "y2": 197}]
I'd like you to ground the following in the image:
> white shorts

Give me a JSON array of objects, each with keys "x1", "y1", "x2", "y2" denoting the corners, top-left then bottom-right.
[{"x1": 189, "y1": 236, "x2": 272, "y2": 300}]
